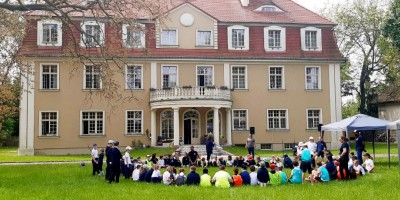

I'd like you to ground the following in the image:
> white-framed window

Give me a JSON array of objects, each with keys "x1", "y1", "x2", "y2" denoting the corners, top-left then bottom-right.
[
  {"x1": 126, "y1": 110, "x2": 143, "y2": 135},
  {"x1": 233, "y1": 109, "x2": 248, "y2": 130},
  {"x1": 162, "y1": 65, "x2": 178, "y2": 88},
  {"x1": 231, "y1": 65, "x2": 247, "y2": 89},
  {"x1": 81, "y1": 111, "x2": 104, "y2": 135},
  {"x1": 269, "y1": 66, "x2": 285, "y2": 90},
  {"x1": 267, "y1": 109, "x2": 288, "y2": 130},
  {"x1": 125, "y1": 65, "x2": 143, "y2": 89},
  {"x1": 264, "y1": 26, "x2": 286, "y2": 51},
  {"x1": 284, "y1": 143, "x2": 294, "y2": 149},
  {"x1": 300, "y1": 27, "x2": 322, "y2": 51},
  {"x1": 39, "y1": 111, "x2": 58, "y2": 136},
  {"x1": 161, "y1": 110, "x2": 174, "y2": 139},
  {"x1": 122, "y1": 24, "x2": 145, "y2": 48},
  {"x1": 80, "y1": 21, "x2": 105, "y2": 47},
  {"x1": 37, "y1": 19, "x2": 62, "y2": 46},
  {"x1": 40, "y1": 63, "x2": 59, "y2": 90},
  {"x1": 196, "y1": 66, "x2": 214, "y2": 87},
  {"x1": 305, "y1": 66, "x2": 321, "y2": 90},
  {"x1": 260, "y1": 144, "x2": 272, "y2": 150},
  {"x1": 196, "y1": 30, "x2": 212, "y2": 46},
  {"x1": 160, "y1": 29, "x2": 178, "y2": 46},
  {"x1": 228, "y1": 25, "x2": 249, "y2": 50},
  {"x1": 84, "y1": 65, "x2": 102, "y2": 90},
  {"x1": 306, "y1": 109, "x2": 322, "y2": 129},
  {"x1": 206, "y1": 110, "x2": 222, "y2": 134}
]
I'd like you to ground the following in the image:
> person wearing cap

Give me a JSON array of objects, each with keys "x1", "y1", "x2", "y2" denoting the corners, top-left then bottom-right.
[
  {"x1": 109, "y1": 141, "x2": 122, "y2": 183},
  {"x1": 268, "y1": 164, "x2": 282, "y2": 185},
  {"x1": 123, "y1": 146, "x2": 133, "y2": 179},
  {"x1": 305, "y1": 136, "x2": 317, "y2": 167},
  {"x1": 240, "y1": 165, "x2": 251, "y2": 185},
  {"x1": 298, "y1": 143, "x2": 313, "y2": 183},
  {"x1": 91, "y1": 143, "x2": 99, "y2": 176},
  {"x1": 355, "y1": 131, "x2": 365, "y2": 165},
  {"x1": 362, "y1": 153, "x2": 374, "y2": 173},
  {"x1": 188, "y1": 146, "x2": 200, "y2": 166},
  {"x1": 105, "y1": 140, "x2": 114, "y2": 180},
  {"x1": 246, "y1": 134, "x2": 255, "y2": 158}
]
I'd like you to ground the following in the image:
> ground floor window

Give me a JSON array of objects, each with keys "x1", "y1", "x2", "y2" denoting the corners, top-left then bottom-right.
[
  {"x1": 81, "y1": 111, "x2": 104, "y2": 135},
  {"x1": 206, "y1": 111, "x2": 221, "y2": 135},
  {"x1": 126, "y1": 110, "x2": 143, "y2": 135},
  {"x1": 307, "y1": 109, "x2": 321, "y2": 129},
  {"x1": 260, "y1": 144, "x2": 272, "y2": 150},
  {"x1": 40, "y1": 111, "x2": 58, "y2": 136},
  {"x1": 161, "y1": 110, "x2": 174, "y2": 139}
]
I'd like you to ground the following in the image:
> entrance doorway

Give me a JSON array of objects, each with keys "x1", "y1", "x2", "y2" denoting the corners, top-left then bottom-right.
[
  {"x1": 183, "y1": 110, "x2": 200, "y2": 145},
  {"x1": 184, "y1": 119, "x2": 191, "y2": 144}
]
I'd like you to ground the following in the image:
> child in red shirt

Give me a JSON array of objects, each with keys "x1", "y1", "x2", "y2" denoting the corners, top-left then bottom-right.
[{"x1": 233, "y1": 167, "x2": 243, "y2": 187}]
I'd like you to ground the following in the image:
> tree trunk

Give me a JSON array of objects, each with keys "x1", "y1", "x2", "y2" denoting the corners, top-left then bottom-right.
[{"x1": 359, "y1": 64, "x2": 368, "y2": 114}]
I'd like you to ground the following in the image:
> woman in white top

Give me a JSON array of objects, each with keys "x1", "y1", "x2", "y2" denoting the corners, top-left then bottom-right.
[{"x1": 362, "y1": 153, "x2": 374, "y2": 173}]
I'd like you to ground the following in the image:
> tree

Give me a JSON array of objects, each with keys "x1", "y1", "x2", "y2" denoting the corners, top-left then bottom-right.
[
  {"x1": 324, "y1": 0, "x2": 389, "y2": 114},
  {"x1": 383, "y1": 0, "x2": 400, "y2": 50}
]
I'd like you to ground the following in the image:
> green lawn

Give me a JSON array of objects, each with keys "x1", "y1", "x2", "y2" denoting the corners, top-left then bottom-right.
[
  {"x1": 0, "y1": 157, "x2": 398, "y2": 200},
  {"x1": 224, "y1": 142, "x2": 399, "y2": 158},
  {"x1": 0, "y1": 147, "x2": 174, "y2": 163}
]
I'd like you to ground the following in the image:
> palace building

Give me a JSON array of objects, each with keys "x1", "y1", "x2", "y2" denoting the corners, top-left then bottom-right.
[{"x1": 18, "y1": 0, "x2": 344, "y2": 155}]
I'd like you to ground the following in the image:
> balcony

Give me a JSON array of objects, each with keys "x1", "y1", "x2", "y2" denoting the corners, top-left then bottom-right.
[{"x1": 150, "y1": 86, "x2": 231, "y2": 102}]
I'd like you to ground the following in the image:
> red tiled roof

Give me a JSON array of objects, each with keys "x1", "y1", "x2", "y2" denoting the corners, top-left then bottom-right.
[{"x1": 25, "y1": 0, "x2": 334, "y2": 25}]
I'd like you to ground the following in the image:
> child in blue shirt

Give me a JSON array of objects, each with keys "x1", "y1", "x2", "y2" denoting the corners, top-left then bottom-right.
[{"x1": 288, "y1": 161, "x2": 302, "y2": 184}]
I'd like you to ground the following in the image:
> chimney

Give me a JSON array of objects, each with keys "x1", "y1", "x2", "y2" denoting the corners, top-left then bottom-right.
[{"x1": 240, "y1": 0, "x2": 249, "y2": 7}]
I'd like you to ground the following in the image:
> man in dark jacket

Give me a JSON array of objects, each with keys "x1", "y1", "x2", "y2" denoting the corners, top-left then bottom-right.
[
  {"x1": 187, "y1": 166, "x2": 200, "y2": 185},
  {"x1": 105, "y1": 140, "x2": 113, "y2": 181},
  {"x1": 108, "y1": 141, "x2": 122, "y2": 183}
]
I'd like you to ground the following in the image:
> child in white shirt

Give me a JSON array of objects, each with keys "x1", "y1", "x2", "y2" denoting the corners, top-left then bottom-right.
[{"x1": 249, "y1": 165, "x2": 258, "y2": 186}]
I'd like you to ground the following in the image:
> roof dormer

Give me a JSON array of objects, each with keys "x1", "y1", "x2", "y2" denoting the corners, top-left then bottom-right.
[
  {"x1": 254, "y1": 5, "x2": 283, "y2": 12},
  {"x1": 240, "y1": 0, "x2": 250, "y2": 7}
]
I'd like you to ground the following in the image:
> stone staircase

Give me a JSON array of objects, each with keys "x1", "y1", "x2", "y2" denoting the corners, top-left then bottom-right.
[{"x1": 175, "y1": 145, "x2": 233, "y2": 157}]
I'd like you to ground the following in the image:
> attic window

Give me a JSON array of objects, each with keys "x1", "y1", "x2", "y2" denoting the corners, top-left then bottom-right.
[{"x1": 255, "y1": 5, "x2": 283, "y2": 12}]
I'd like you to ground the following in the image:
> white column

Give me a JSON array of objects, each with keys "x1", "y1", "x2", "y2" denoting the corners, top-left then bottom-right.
[
  {"x1": 224, "y1": 63, "x2": 230, "y2": 88},
  {"x1": 173, "y1": 107, "x2": 180, "y2": 146},
  {"x1": 150, "y1": 109, "x2": 156, "y2": 146},
  {"x1": 213, "y1": 107, "x2": 220, "y2": 146},
  {"x1": 226, "y1": 108, "x2": 232, "y2": 145},
  {"x1": 151, "y1": 62, "x2": 157, "y2": 88}
]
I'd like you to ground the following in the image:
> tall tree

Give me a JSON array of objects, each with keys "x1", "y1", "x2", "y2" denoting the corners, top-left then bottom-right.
[
  {"x1": 383, "y1": 0, "x2": 400, "y2": 86},
  {"x1": 324, "y1": 0, "x2": 389, "y2": 114}
]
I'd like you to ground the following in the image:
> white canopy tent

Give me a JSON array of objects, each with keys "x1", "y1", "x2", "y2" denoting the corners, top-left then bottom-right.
[
  {"x1": 321, "y1": 114, "x2": 394, "y2": 167},
  {"x1": 387, "y1": 119, "x2": 400, "y2": 130}
]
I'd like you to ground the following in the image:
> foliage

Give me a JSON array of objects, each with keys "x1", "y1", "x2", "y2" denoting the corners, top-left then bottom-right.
[
  {"x1": 383, "y1": 0, "x2": 400, "y2": 50},
  {"x1": 323, "y1": 0, "x2": 390, "y2": 114},
  {"x1": 342, "y1": 100, "x2": 360, "y2": 119},
  {"x1": 0, "y1": 158, "x2": 398, "y2": 199}
]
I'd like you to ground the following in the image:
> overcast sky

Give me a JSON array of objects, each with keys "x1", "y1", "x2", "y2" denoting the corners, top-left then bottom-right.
[{"x1": 293, "y1": 0, "x2": 346, "y2": 13}]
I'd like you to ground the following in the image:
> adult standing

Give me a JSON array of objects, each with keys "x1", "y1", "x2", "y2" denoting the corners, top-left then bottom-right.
[
  {"x1": 246, "y1": 134, "x2": 255, "y2": 158},
  {"x1": 105, "y1": 140, "x2": 113, "y2": 180},
  {"x1": 109, "y1": 141, "x2": 122, "y2": 183},
  {"x1": 316, "y1": 136, "x2": 327, "y2": 159},
  {"x1": 338, "y1": 136, "x2": 350, "y2": 180},
  {"x1": 91, "y1": 144, "x2": 99, "y2": 175},
  {"x1": 188, "y1": 146, "x2": 200, "y2": 166},
  {"x1": 298, "y1": 144, "x2": 312, "y2": 183},
  {"x1": 205, "y1": 136, "x2": 215, "y2": 163},
  {"x1": 355, "y1": 131, "x2": 365, "y2": 165}
]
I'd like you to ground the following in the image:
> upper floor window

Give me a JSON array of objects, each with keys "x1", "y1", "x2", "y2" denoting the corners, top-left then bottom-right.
[
  {"x1": 231, "y1": 66, "x2": 247, "y2": 89},
  {"x1": 228, "y1": 25, "x2": 249, "y2": 50},
  {"x1": 39, "y1": 111, "x2": 58, "y2": 136},
  {"x1": 301, "y1": 27, "x2": 322, "y2": 51},
  {"x1": 307, "y1": 109, "x2": 322, "y2": 129},
  {"x1": 264, "y1": 26, "x2": 286, "y2": 51},
  {"x1": 122, "y1": 24, "x2": 145, "y2": 48},
  {"x1": 196, "y1": 30, "x2": 212, "y2": 46},
  {"x1": 40, "y1": 64, "x2": 59, "y2": 90},
  {"x1": 162, "y1": 65, "x2": 178, "y2": 88},
  {"x1": 267, "y1": 109, "x2": 288, "y2": 130},
  {"x1": 81, "y1": 21, "x2": 105, "y2": 47},
  {"x1": 197, "y1": 66, "x2": 213, "y2": 87},
  {"x1": 84, "y1": 65, "x2": 102, "y2": 90},
  {"x1": 125, "y1": 65, "x2": 142, "y2": 90},
  {"x1": 37, "y1": 20, "x2": 62, "y2": 46},
  {"x1": 161, "y1": 29, "x2": 178, "y2": 46},
  {"x1": 269, "y1": 66, "x2": 284, "y2": 90},
  {"x1": 305, "y1": 66, "x2": 321, "y2": 90}
]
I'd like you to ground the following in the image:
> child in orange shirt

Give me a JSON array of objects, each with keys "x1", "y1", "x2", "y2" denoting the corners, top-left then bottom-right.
[{"x1": 233, "y1": 167, "x2": 243, "y2": 187}]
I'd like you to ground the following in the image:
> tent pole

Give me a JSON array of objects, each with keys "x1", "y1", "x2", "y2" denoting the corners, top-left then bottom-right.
[
  {"x1": 387, "y1": 130, "x2": 390, "y2": 168},
  {"x1": 372, "y1": 131, "x2": 375, "y2": 159},
  {"x1": 397, "y1": 123, "x2": 400, "y2": 169}
]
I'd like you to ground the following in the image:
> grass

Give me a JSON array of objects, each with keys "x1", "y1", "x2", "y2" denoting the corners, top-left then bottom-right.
[
  {"x1": 0, "y1": 147, "x2": 174, "y2": 163},
  {"x1": 0, "y1": 157, "x2": 398, "y2": 200},
  {"x1": 225, "y1": 142, "x2": 399, "y2": 157}
]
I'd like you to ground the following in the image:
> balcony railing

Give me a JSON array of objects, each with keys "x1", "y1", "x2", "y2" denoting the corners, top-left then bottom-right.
[{"x1": 150, "y1": 86, "x2": 231, "y2": 102}]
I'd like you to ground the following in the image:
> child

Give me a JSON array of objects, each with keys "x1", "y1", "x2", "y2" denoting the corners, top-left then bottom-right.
[
  {"x1": 314, "y1": 161, "x2": 330, "y2": 183},
  {"x1": 270, "y1": 155, "x2": 277, "y2": 164},
  {"x1": 158, "y1": 155, "x2": 165, "y2": 168},
  {"x1": 187, "y1": 166, "x2": 200, "y2": 185},
  {"x1": 288, "y1": 161, "x2": 302, "y2": 184},
  {"x1": 249, "y1": 165, "x2": 258, "y2": 186},
  {"x1": 90, "y1": 143, "x2": 99, "y2": 175},
  {"x1": 138, "y1": 165, "x2": 148, "y2": 182},
  {"x1": 277, "y1": 167, "x2": 287, "y2": 184},
  {"x1": 145, "y1": 155, "x2": 153, "y2": 168},
  {"x1": 182, "y1": 153, "x2": 190, "y2": 167},
  {"x1": 227, "y1": 155, "x2": 234, "y2": 167},
  {"x1": 232, "y1": 168, "x2": 243, "y2": 187},
  {"x1": 175, "y1": 168, "x2": 186, "y2": 186},
  {"x1": 353, "y1": 160, "x2": 365, "y2": 176},
  {"x1": 268, "y1": 164, "x2": 281, "y2": 186},
  {"x1": 98, "y1": 148, "x2": 105, "y2": 176},
  {"x1": 132, "y1": 164, "x2": 141, "y2": 181},
  {"x1": 162, "y1": 166, "x2": 173, "y2": 185},
  {"x1": 218, "y1": 157, "x2": 226, "y2": 166},
  {"x1": 244, "y1": 155, "x2": 256, "y2": 166},
  {"x1": 123, "y1": 146, "x2": 133, "y2": 179},
  {"x1": 362, "y1": 153, "x2": 374, "y2": 173},
  {"x1": 240, "y1": 165, "x2": 251, "y2": 185},
  {"x1": 237, "y1": 156, "x2": 244, "y2": 168},
  {"x1": 164, "y1": 154, "x2": 171, "y2": 167},
  {"x1": 255, "y1": 156, "x2": 262, "y2": 167},
  {"x1": 283, "y1": 153, "x2": 293, "y2": 169},
  {"x1": 257, "y1": 162, "x2": 269, "y2": 187},
  {"x1": 210, "y1": 156, "x2": 218, "y2": 167},
  {"x1": 197, "y1": 157, "x2": 207, "y2": 168},
  {"x1": 200, "y1": 168, "x2": 212, "y2": 187},
  {"x1": 151, "y1": 164, "x2": 162, "y2": 183},
  {"x1": 275, "y1": 158, "x2": 283, "y2": 169}
]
